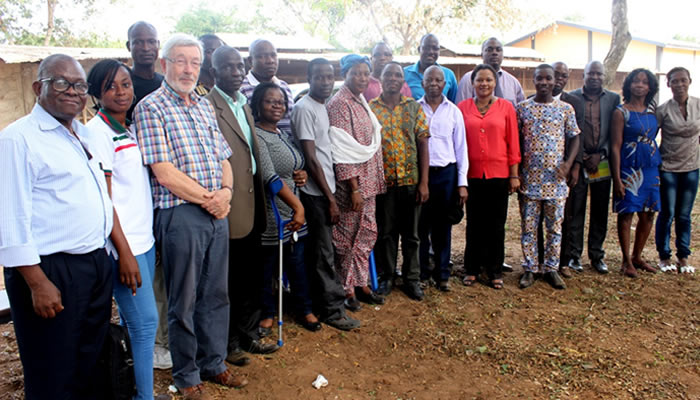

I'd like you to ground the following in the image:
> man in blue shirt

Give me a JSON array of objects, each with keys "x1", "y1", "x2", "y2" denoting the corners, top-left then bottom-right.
[
  {"x1": 403, "y1": 33, "x2": 458, "y2": 103},
  {"x1": 0, "y1": 54, "x2": 114, "y2": 399}
]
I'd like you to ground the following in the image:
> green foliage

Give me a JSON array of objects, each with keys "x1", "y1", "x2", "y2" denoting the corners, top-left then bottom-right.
[
  {"x1": 0, "y1": 0, "x2": 121, "y2": 47},
  {"x1": 173, "y1": 6, "x2": 244, "y2": 37},
  {"x1": 672, "y1": 33, "x2": 700, "y2": 44},
  {"x1": 173, "y1": 3, "x2": 291, "y2": 37}
]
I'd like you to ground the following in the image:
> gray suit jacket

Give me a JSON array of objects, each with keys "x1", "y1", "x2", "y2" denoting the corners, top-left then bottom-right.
[
  {"x1": 206, "y1": 89, "x2": 266, "y2": 239},
  {"x1": 568, "y1": 88, "x2": 621, "y2": 158}
]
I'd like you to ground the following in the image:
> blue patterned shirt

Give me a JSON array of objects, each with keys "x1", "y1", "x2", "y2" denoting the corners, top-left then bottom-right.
[
  {"x1": 135, "y1": 81, "x2": 233, "y2": 209},
  {"x1": 517, "y1": 98, "x2": 580, "y2": 200}
]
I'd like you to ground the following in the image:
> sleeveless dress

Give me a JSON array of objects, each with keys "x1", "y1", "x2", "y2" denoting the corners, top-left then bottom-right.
[{"x1": 613, "y1": 106, "x2": 661, "y2": 213}]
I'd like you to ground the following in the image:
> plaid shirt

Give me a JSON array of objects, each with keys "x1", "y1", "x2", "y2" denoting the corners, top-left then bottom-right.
[
  {"x1": 135, "y1": 81, "x2": 233, "y2": 209},
  {"x1": 240, "y1": 71, "x2": 294, "y2": 137}
]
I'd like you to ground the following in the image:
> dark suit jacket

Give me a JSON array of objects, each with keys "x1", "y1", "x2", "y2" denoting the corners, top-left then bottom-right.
[
  {"x1": 206, "y1": 89, "x2": 266, "y2": 239},
  {"x1": 560, "y1": 91, "x2": 584, "y2": 165},
  {"x1": 568, "y1": 88, "x2": 621, "y2": 158}
]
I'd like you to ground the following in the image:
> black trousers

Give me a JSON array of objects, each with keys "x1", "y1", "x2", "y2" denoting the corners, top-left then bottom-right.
[
  {"x1": 228, "y1": 233, "x2": 263, "y2": 350},
  {"x1": 464, "y1": 178, "x2": 509, "y2": 280},
  {"x1": 301, "y1": 192, "x2": 346, "y2": 321},
  {"x1": 375, "y1": 185, "x2": 422, "y2": 282},
  {"x1": 5, "y1": 249, "x2": 112, "y2": 400},
  {"x1": 567, "y1": 177, "x2": 612, "y2": 263}
]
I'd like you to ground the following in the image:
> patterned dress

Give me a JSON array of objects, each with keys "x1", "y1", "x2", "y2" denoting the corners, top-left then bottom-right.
[
  {"x1": 327, "y1": 85, "x2": 386, "y2": 293},
  {"x1": 613, "y1": 107, "x2": 661, "y2": 213},
  {"x1": 516, "y1": 98, "x2": 580, "y2": 272}
]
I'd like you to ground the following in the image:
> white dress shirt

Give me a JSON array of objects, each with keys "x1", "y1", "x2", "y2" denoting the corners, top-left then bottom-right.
[
  {"x1": 418, "y1": 95, "x2": 469, "y2": 187},
  {"x1": 0, "y1": 104, "x2": 113, "y2": 267}
]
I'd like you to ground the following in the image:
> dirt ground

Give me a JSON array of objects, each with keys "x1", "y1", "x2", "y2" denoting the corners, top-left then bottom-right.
[{"x1": 1, "y1": 195, "x2": 699, "y2": 400}]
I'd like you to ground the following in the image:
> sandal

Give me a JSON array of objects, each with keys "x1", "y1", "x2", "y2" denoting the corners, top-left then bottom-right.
[
  {"x1": 658, "y1": 259, "x2": 677, "y2": 273},
  {"x1": 491, "y1": 279, "x2": 503, "y2": 290},
  {"x1": 462, "y1": 275, "x2": 476, "y2": 286},
  {"x1": 680, "y1": 265, "x2": 696, "y2": 274},
  {"x1": 678, "y1": 258, "x2": 695, "y2": 274}
]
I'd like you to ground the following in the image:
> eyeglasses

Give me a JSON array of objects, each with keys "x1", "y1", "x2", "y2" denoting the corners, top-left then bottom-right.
[
  {"x1": 39, "y1": 78, "x2": 90, "y2": 95},
  {"x1": 164, "y1": 57, "x2": 202, "y2": 69},
  {"x1": 263, "y1": 99, "x2": 286, "y2": 107}
]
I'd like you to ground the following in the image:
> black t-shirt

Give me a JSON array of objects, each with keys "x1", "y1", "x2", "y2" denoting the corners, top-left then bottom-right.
[{"x1": 128, "y1": 72, "x2": 164, "y2": 120}]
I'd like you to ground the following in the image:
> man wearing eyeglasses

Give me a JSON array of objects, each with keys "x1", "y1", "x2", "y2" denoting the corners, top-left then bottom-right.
[
  {"x1": 134, "y1": 34, "x2": 247, "y2": 399},
  {"x1": 0, "y1": 54, "x2": 114, "y2": 399}
]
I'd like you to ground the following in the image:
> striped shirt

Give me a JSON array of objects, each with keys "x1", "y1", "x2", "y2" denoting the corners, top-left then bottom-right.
[
  {"x1": 240, "y1": 71, "x2": 294, "y2": 137},
  {"x1": 0, "y1": 104, "x2": 113, "y2": 267},
  {"x1": 134, "y1": 81, "x2": 233, "y2": 209}
]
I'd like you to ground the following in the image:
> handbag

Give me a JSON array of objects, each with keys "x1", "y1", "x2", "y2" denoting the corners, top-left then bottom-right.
[
  {"x1": 446, "y1": 187, "x2": 465, "y2": 225},
  {"x1": 99, "y1": 323, "x2": 137, "y2": 400}
]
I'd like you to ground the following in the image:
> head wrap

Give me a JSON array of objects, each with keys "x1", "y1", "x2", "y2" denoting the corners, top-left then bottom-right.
[{"x1": 340, "y1": 54, "x2": 370, "y2": 76}]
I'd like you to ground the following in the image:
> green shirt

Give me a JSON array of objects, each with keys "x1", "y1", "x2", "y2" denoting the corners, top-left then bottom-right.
[{"x1": 214, "y1": 85, "x2": 256, "y2": 174}]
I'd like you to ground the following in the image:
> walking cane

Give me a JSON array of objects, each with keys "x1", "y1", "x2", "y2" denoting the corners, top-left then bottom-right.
[{"x1": 267, "y1": 180, "x2": 288, "y2": 348}]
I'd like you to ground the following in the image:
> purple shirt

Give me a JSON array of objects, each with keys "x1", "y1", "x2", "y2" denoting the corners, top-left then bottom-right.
[
  {"x1": 456, "y1": 68, "x2": 525, "y2": 106},
  {"x1": 418, "y1": 95, "x2": 469, "y2": 187},
  {"x1": 240, "y1": 71, "x2": 294, "y2": 137},
  {"x1": 363, "y1": 76, "x2": 413, "y2": 102}
]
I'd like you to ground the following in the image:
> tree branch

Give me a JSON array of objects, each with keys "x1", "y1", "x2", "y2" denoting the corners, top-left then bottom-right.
[{"x1": 603, "y1": 0, "x2": 631, "y2": 88}]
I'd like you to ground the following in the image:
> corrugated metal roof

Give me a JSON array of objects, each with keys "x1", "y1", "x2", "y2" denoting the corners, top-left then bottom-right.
[
  {"x1": 216, "y1": 33, "x2": 335, "y2": 52},
  {"x1": 0, "y1": 45, "x2": 130, "y2": 64},
  {"x1": 507, "y1": 20, "x2": 700, "y2": 51},
  {"x1": 440, "y1": 42, "x2": 545, "y2": 61},
  {"x1": 0, "y1": 47, "x2": 542, "y2": 69}
]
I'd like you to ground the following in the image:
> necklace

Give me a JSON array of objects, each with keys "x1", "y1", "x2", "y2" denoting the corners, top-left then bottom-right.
[{"x1": 476, "y1": 97, "x2": 494, "y2": 115}]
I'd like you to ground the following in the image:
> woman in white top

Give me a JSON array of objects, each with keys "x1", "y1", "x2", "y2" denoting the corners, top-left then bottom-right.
[
  {"x1": 86, "y1": 59, "x2": 158, "y2": 400},
  {"x1": 655, "y1": 67, "x2": 700, "y2": 274}
]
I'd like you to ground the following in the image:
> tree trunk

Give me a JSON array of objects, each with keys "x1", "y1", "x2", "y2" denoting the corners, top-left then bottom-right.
[
  {"x1": 603, "y1": 0, "x2": 631, "y2": 88},
  {"x1": 43, "y1": 0, "x2": 57, "y2": 46}
]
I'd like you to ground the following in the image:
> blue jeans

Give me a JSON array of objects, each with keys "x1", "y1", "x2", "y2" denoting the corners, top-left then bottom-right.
[
  {"x1": 112, "y1": 245, "x2": 158, "y2": 400},
  {"x1": 655, "y1": 169, "x2": 699, "y2": 260}
]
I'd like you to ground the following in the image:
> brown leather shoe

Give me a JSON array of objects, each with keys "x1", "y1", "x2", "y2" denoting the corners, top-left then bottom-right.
[
  {"x1": 560, "y1": 266, "x2": 573, "y2": 279},
  {"x1": 205, "y1": 368, "x2": 249, "y2": 388},
  {"x1": 180, "y1": 384, "x2": 212, "y2": 400}
]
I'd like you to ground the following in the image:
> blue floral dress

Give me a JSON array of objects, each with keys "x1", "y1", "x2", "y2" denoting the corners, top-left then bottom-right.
[{"x1": 613, "y1": 106, "x2": 661, "y2": 213}]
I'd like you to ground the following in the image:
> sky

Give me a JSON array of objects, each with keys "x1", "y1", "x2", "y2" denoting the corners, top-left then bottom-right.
[{"x1": 44, "y1": 0, "x2": 700, "y2": 48}]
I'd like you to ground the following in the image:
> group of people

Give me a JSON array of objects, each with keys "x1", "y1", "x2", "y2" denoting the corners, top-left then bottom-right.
[{"x1": 0, "y1": 20, "x2": 697, "y2": 400}]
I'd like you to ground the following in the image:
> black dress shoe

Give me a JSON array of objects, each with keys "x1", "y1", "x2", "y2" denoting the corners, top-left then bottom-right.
[
  {"x1": 376, "y1": 279, "x2": 393, "y2": 296},
  {"x1": 519, "y1": 272, "x2": 535, "y2": 289},
  {"x1": 226, "y1": 347, "x2": 251, "y2": 366},
  {"x1": 568, "y1": 258, "x2": 583, "y2": 272},
  {"x1": 402, "y1": 281, "x2": 425, "y2": 301},
  {"x1": 344, "y1": 297, "x2": 362, "y2": 312},
  {"x1": 300, "y1": 320, "x2": 322, "y2": 332},
  {"x1": 245, "y1": 339, "x2": 279, "y2": 354},
  {"x1": 592, "y1": 259, "x2": 609, "y2": 274},
  {"x1": 356, "y1": 288, "x2": 385, "y2": 305},
  {"x1": 545, "y1": 271, "x2": 566, "y2": 289},
  {"x1": 502, "y1": 263, "x2": 513, "y2": 272}
]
